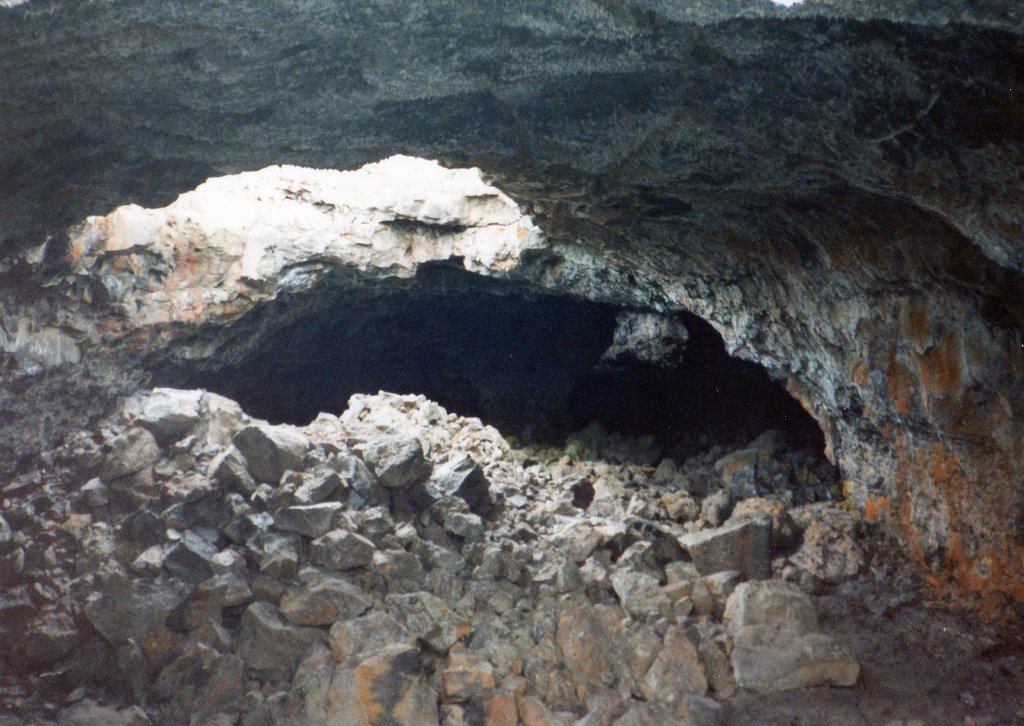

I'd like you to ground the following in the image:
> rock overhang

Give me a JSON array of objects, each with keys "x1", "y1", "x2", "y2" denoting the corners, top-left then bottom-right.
[{"x1": 0, "y1": 0, "x2": 1021, "y2": 612}]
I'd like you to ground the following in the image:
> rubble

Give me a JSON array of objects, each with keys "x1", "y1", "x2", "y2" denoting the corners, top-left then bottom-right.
[{"x1": 0, "y1": 386, "x2": 918, "y2": 723}]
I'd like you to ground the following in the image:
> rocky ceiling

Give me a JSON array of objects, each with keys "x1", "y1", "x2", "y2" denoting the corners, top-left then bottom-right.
[{"x1": 1, "y1": 0, "x2": 1023, "y2": 610}]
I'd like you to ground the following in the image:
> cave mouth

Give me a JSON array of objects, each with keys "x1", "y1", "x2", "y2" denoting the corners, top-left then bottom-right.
[{"x1": 163, "y1": 262, "x2": 825, "y2": 460}]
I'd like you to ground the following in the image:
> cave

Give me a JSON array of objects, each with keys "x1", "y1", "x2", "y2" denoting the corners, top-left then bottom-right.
[
  {"x1": 168, "y1": 262, "x2": 825, "y2": 456},
  {"x1": 1, "y1": 1, "x2": 1023, "y2": 724}
]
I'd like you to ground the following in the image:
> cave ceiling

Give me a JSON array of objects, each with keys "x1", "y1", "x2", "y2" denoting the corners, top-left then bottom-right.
[{"x1": 1, "y1": 0, "x2": 1022, "y2": 274}]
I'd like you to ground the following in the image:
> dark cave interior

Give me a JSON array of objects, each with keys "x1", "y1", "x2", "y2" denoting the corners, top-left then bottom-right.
[{"x1": 163, "y1": 263, "x2": 825, "y2": 456}]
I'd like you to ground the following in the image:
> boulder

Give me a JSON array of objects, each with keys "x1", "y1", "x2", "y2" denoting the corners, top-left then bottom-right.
[
  {"x1": 309, "y1": 529, "x2": 376, "y2": 571},
  {"x1": 427, "y1": 455, "x2": 492, "y2": 514},
  {"x1": 385, "y1": 591, "x2": 464, "y2": 653},
  {"x1": 789, "y1": 503, "x2": 865, "y2": 584},
  {"x1": 326, "y1": 645, "x2": 439, "y2": 726},
  {"x1": 730, "y1": 626, "x2": 860, "y2": 692},
  {"x1": 274, "y1": 502, "x2": 344, "y2": 539},
  {"x1": 83, "y1": 577, "x2": 190, "y2": 646},
  {"x1": 328, "y1": 611, "x2": 411, "y2": 661},
  {"x1": 233, "y1": 424, "x2": 310, "y2": 484},
  {"x1": 609, "y1": 569, "x2": 672, "y2": 620},
  {"x1": 639, "y1": 626, "x2": 708, "y2": 711},
  {"x1": 209, "y1": 446, "x2": 258, "y2": 497},
  {"x1": 132, "y1": 388, "x2": 203, "y2": 447},
  {"x1": 724, "y1": 580, "x2": 859, "y2": 691},
  {"x1": 234, "y1": 602, "x2": 326, "y2": 682},
  {"x1": 101, "y1": 427, "x2": 161, "y2": 481},
  {"x1": 677, "y1": 516, "x2": 771, "y2": 580},
  {"x1": 357, "y1": 435, "x2": 432, "y2": 489},
  {"x1": 279, "y1": 571, "x2": 373, "y2": 626}
]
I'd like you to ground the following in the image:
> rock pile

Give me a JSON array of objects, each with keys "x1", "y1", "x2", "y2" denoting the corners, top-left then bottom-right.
[{"x1": 0, "y1": 387, "x2": 865, "y2": 724}]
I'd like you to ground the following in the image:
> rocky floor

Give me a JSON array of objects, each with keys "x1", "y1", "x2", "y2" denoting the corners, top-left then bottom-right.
[{"x1": 0, "y1": 389, "x2": 1021, "y2": 725}]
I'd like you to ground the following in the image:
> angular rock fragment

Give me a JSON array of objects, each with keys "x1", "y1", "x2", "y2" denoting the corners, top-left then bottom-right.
[
  {"x1": 677, "y1": 516, "x2": 771, "y2": 580},
  {"x1": 790, "y1": 503, "x2": 865, "y2": 584},
  {"x1": 443, "y1": 645, "x2": 496, "y2": 702},
  {"x1": 234, "y1": 601, "x2": 326, "y2": 682},
  {"x1": 101, "y1": 427, "x2": 161, "y2": 481},
  {"x1": 729, "y1": 497, "x2": 799, "y2": 552},
  {"x1": 163, "y1": 530, "x2": 218, "y2": 584},
  {"x1": 713, "y1": 447, "x2": 762, "y2": 497},
  {"x1": 724, "y1": 580, "x2": 859, "y2": 691},
  {"x1": 279, "y1": 570, "x2": 373, "y2": 625},
  {"x1": 309, "y1": 528, "x2": 376, "y2": 571},
  {"x1": 556, "y1": 602, "x2": 628, "y2": 700},
  {"x1": 152, "y1": 643, "x2": 244, "y2": 722},
  {"x1": 443, "y1": 510, "x2": 486, "y2": 542},
  {"x1": 357, "y1": 434, "x2": 432, "y2": 489},
  {"x1": 326, "y1": 645, "x2": 439, "y2": 725},
  {"x1": 385, "y1": 591, "x2": 464, "y2": 653},
  {"x1": 273, "y1": 502, "x2": 344, "y2": 539},
  {"x1": 84, "y1": 578, "x2": 190, "y2": 646},
  {"x1": 639, "y1": 625, "x2": 708, "y2": 710},
  {"x1": 132, "y1": 388, "x2": 203, "y2": 447},
  {"x1": 609, "y1": 569, "x2": 671, "y2": 620},
  {"x1": 328, "y1": 611, "x2": 411, "y2": 661},
  {"x1": 427, "y1": 455, "x2": 492, "y2": 514},
  {"x1": 209, "y1": 446, "x2": 258, "y2": 497},
  {"x1": 233, "y1": 424, "x2": 310, "y2": 484},
  {"x1": 56, "y1": 699, "x2": 152, "y2": 726}
]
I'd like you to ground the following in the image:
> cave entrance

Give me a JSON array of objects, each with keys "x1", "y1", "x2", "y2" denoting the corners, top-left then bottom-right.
[{"x1": 164, "y1": 263, "x2": 825, "y2": 460}]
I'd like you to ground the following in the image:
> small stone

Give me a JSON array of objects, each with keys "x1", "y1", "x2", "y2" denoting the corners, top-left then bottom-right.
[
  {"x1": 358, "y1": 434, "x2": 432, "y2": 489},
  {"x1": 273, "y1": 502, "x2": 344, "y2": 538},
  {"x1": 677, "y1": 516, "x2": 771, "y2": 580},
  {"x1": 309, "y1": 528, "x2": 376, "y2": 571},
  {"x1": 80, "y1": 478, "x2": 110, "y2": 507}
]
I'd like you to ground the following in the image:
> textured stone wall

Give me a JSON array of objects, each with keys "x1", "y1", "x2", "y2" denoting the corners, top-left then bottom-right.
[{"x1": 1, "y1": 0, "x2": 1022, "y2": 610}]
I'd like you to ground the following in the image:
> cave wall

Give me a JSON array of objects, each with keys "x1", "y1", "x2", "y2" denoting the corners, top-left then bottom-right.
[{"x1": 1, "y1": 0, "x2": 1022, "y2": 609}]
